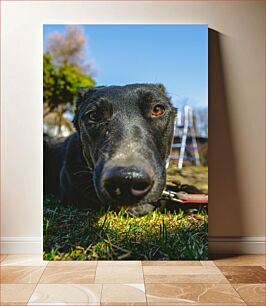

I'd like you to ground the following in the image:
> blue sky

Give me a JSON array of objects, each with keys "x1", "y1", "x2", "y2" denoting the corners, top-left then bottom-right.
[{"x1": 43, "y1": 25, "x2": 208, "y2": 108}]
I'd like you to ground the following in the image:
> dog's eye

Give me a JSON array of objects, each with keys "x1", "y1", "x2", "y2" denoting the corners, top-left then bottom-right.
[
  {"x1": 87, "y1": 110, "x2": 101, "y2": 122},
  {"x1": 151, "y1": 104, "x2": 165, "y2": 117}
]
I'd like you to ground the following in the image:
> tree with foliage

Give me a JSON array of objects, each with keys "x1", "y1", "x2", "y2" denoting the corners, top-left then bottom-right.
[
  {"x1": 43, "y1": 53, "x2": 95, "y2": 112},
  {"x1": 43, "y1": 26, "x2": 95, "y2": 137}
]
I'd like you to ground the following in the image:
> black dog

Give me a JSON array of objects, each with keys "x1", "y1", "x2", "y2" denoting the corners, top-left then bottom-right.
[{"x1": 44, "y1": 84, "x2": 176, "y2": 211}]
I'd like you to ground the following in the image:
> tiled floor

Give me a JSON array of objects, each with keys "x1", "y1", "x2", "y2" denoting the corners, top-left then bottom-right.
[{"x1": 0, "y1": 255, "x2": 265, "y2": 305}]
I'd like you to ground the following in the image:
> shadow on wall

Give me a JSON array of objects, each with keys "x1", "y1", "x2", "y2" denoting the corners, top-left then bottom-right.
[{"x1": 208, "y1": 29, "x2": 244, "y2": 239}]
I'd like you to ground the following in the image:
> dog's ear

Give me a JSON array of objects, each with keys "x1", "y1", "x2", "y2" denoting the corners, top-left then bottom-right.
[
  {"x1": 73, "y1": 86, "x2": 106, "y2": 132},
  {"x1": 155, "y1": 83, "x2": 166, "y2": 94},
  {"x1": 75, "y1": 86, "x2": 106, "y2": 108},
  {"x1": 75, "y1": 87, "x2": 92, "y2": 107}
]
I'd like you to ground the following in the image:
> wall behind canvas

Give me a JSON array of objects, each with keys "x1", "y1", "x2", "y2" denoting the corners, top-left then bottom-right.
[{"x1": 1, "y1": 0, "x2": 265, "y2": 254}]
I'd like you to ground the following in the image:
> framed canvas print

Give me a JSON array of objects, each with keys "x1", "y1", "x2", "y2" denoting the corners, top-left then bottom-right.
[{"x1": 43, "y1": 24, "x2": 208, "y2": 260}]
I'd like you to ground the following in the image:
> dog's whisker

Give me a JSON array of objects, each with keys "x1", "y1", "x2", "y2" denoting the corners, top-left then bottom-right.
[
  {"x1": 97, "y1": 147, "x2": 105, "y2": 155},
  {"x1": 73, "y1": 170, "x2": 93, "y2": 176},
  {"x1": 84, "y1": 166, "x2": 93, "y2": 170},
  {"x1": 94, "y1": 147, "x2": 107, "y2": 159}
]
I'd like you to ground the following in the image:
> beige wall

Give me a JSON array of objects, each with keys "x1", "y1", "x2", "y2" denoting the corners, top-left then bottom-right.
[{"x1": 1, "y1": 1, "x2": 265, "y2": 253}]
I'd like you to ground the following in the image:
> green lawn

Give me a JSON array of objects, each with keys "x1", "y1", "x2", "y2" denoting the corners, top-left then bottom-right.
[{"x1": 43, "y1": 165, "x2": 208, "y2": 260}]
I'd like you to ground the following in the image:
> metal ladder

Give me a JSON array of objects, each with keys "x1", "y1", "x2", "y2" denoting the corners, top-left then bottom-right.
[{"x1": 169, "y1": 105, "x2": 201, "y2": 171}]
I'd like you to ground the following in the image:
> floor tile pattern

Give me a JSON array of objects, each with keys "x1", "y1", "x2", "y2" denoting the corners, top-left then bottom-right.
[
  {"x1": 101, "y1": 284, "x2": 146, "y2": 303},
  {"x1": 233, "y1": 283, "x2": 266, "y2": 303},
  {"x1": 28, "y1": 284, "x2": 102, "y2": 305},
  {"x1": 145, "y1": 283, "x2": 245, "y2": 304},
  {"x1": 95, "y1": 261, "x2": 144, "y2": 284},
  {"x1": 39, "y1": 266, "x2": 96, "y2": 283},
  {"x1": 0, "y1": 254, "x2": 264, "y2": 305},
  {"x1": 219, "y1": 266, "x2": 265, "y2": 283},
  {"x1": 2, "y1": 266, "x2": 45, "y2": 284}
]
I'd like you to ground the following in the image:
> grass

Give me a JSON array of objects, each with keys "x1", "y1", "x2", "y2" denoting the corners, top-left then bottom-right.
[{"x1": 43, "y1": 165, "x2": 208, "y2": 260}]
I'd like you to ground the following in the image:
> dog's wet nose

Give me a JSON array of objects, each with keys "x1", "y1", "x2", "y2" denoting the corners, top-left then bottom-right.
[{"x1": 102, "y1": 166, "x2": 153, "y2": 203}]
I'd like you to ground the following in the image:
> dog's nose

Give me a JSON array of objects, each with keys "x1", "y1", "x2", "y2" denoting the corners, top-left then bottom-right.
[{"x1": 102, "y1": 166, "x2": 153, "y2": 203}]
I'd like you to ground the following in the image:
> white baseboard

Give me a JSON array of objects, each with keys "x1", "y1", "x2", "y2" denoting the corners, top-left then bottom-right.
[
  {"x1": 0, "y1": 236, "x2": 265, "y2": 255},
  {"x1": 209, "y1": 236, "x2": 265, "y2": 255},
  {"x1": 0, "y1": 237, "x2": 42, "y2": 254}
]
